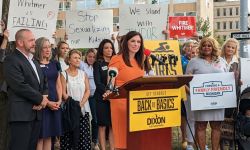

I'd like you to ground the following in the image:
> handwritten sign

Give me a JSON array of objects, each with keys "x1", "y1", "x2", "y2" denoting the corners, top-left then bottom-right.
[
  {"x1": 129, "y1": 89, "x2": 181, "y2": 132},
  {"x1": 190, "y1": 72, "x2": 237, "y2": 111},
  {"x1": 66, "y1": 10, "x2": 113, "y2": 48},
  {"x1": 168, "y1": 16, "x2": 196, "y2": 38},
  {"x1": 241, "y1": 58, "x2": 250, "y2": 92},
  {"x1": 7, "y1": 0, "x2": 59, "y2": 42},
  {"x1": 119, "y1": 4, "x2": 168, "y2": 40}
]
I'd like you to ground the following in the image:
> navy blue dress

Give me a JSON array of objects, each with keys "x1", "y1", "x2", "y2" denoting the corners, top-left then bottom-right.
[{"x1": 40, "y1": 60, "x2": 62, "y2": 138}]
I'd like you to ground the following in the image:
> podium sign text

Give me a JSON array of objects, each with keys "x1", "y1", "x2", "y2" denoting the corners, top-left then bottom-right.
[{"x1": 129, "y1": 89, "x2": 181, "y2": 132}]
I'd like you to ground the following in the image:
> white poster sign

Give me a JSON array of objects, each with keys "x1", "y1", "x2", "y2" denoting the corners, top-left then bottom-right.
[
  {"x1": 66, "y1": 10, "x2": 113, "y2": 48},
  {"x1": 190, "y1": 72, "x2": 237, "y2": 111},
  {"x1": 119, "y1": 4, "x2": 168, "y2": 40},
  {"x1": 7, "y1": 0, "x2": 59, "y2": 42},
  {"x1": 241, "y1": 58, "x2": 250, "y2": 92}
]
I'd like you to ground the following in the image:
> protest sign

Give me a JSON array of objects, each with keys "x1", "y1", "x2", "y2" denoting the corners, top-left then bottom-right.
[
  {"x1": 7, "y1": 0, "x2": 59, "y2": 42},
  {"x1": 190, "y1": 72, "x2": 236, "y2": 111},
  {"x1": 66, "y1": 10, "x2": 113, "y2": 48},
  {"x1": 241, "y1": 58, "x2": 250, "y2": 92},
  {"x1": 168, "y1": 16, "x2": 196, "y2": 38},
  {"x1": 119, "y1": 4, "x2": 168, "y2": 40},
  {"x1": 144, "y1": 40, "x2": 182, "y2": 76},
  {"x1": 144, "y1": 40, "x2": 186, "y2": 100}
]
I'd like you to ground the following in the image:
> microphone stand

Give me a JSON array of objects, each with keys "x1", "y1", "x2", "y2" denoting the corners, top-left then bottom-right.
[{"x1": 106, "y1": 76, "x2": 119, "y2": 96}]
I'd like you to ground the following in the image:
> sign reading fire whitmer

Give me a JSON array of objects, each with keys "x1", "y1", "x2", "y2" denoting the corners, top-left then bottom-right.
[
  {"x1": 129, "y1": 89, "x2": 181, "y2": 132},
  {"x1": 189, "y1": 72, "x2": 236, "y2": 111}
]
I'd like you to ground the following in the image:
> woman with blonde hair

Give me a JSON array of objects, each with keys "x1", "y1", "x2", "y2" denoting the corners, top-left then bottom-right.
[
  {"x1": 80, "y1": 48, "x2": 99, "y2": 149},
  {"x1": 186, "y1": 37, "x2": 227, "y2": 150},
  {"x1": 60, "y1": 49, "x2": 91, "y2": 150},
  {"x1": 220, "y1": 38, "x2": 240, "y2": 149}
]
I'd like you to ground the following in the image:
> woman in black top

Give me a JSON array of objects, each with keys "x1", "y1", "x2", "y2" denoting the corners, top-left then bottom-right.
[{"x1": 93, "y1": 39, "x2": 116, "y2": 150}]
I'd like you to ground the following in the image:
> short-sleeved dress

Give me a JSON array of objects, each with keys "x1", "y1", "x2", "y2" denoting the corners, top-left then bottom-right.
[
  {"x1": 186, "y1": 57, "x2": 227, "y2": 121},
  {"x1": 109, "y1": 55, "x2": 144, "y2": 149},
  {"x1": 39, "y1": 60, "x2": 62, "y2": 138}
]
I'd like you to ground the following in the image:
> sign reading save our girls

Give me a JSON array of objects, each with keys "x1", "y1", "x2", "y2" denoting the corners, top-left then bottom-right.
[
  {"x1": 189, "y1": 72, "x2": 236, "y2": 111},
  {"x1": 168, "y1": 16, "x2": 196, "y2": 38},
  {"x1": 7, "y1": 0, "x2": 59, "y2": 42}
]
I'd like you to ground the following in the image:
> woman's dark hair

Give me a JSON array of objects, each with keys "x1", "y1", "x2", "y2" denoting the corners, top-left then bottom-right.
[
  {"x1": 144, "y1": 56, "x2": 152, "y2": 74},
  {"x1": 119, "y1": 31, "x2": 144, "y2": 69},
  {"x1": 96, "y1": 39, "x2": 116, "y2": 60}
]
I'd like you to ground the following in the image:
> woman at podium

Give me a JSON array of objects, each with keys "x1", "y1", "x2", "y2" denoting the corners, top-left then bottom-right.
[{"x1": 106, "y1": 31, "x2": 145, "y2": 149}]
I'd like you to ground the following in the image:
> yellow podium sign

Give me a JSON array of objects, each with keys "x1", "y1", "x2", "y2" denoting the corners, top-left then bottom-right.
[{"x1": 129, "y1": 89, "x2": 181, "y2": 132}]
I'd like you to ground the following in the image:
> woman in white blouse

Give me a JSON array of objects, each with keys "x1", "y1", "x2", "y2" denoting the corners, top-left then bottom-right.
[
  {"x1": 60, "y1": 49, "x2": 91, "y2": 150},
  {"x1": 220, "y1": 38, "x2": 240, "y2": 149}
]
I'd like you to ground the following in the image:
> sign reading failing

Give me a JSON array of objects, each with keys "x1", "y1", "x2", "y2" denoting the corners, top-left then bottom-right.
[
  {"x1": 7, "y1": 0, "x2": 59, "y2": 42},
  {"x1": 190, "y1": 72, "x2": 237, "y2": 111},
  {"x1": 129, "y1": 89, "x2": 181, "y2": 132}
]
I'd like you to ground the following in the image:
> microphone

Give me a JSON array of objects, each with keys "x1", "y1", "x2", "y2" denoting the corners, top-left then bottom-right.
[
  {"x1": 144, "y1": 49, "x2": 165, "y2": 65},
  {"x1": 106, "y1": 67, "x2": 118, "y2": 91}
]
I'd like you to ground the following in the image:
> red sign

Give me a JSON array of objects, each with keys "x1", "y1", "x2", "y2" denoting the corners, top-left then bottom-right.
[{"x1": 168, "y1": 16, "x2": 196, "y2": 38}]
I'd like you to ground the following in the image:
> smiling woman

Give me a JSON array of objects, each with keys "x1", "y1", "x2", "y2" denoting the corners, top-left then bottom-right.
[{"x1": 106, "y1": 31, "x2": 145, "y2": 149}]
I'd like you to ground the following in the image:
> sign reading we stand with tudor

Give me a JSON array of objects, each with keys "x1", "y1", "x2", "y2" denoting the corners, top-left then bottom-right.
[{"x1": 168, "y1": 16, "x2": 196, "y2": 38}]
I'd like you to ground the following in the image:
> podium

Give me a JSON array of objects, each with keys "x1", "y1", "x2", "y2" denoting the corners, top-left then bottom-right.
[{"x1": 109, "y1": 75, "x2": 193, "y2": 150}]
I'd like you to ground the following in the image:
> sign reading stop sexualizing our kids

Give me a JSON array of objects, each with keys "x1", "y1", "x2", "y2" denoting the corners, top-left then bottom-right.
[{"x1": 168, "y1": 16, "x2": 196, "y2": 39}]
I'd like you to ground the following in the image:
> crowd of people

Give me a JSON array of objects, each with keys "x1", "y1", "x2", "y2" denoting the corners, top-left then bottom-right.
[{"x1": 0, "y1": 20, "x2": 249, "y2": 150}]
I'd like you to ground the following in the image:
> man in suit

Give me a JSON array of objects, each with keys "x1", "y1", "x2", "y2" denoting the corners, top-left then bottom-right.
[{"x1": 3, "y1": 29, "x2": 49, "y2": 150}]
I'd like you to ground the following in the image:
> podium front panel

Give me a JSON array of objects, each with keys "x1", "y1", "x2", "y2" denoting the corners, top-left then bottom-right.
[{"x1": 129, "y1": 89, "x2": 181, "y2": 132}]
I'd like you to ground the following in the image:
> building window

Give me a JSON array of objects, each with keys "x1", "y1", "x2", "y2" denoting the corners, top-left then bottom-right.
[
  {"x1": 223, "y1": 22, "x2": 226, "y2": 29},
  {"x1": 236, "y1": 21, "x2": 239, "y2": 29},
  {"x1": 174, "y1": 12, "x2": 185, "y2": 16},
  {"x1": 56, "y1": 20, "x2": 64, "y2": 29},
  {"x1": 65, "y1": 2, "x2": 71, "y2": 10},
  {"x1": 217, "y1": 8, "x2": 220, "y2": 16},
  {"x1": 186, "y1": 12, "x2": 196, "y2": 16},
  {"x1": 229, "y1": 21, "x2": 233, "y2": 29},
  {"x1": 59, "y1": 2, "x2": 64, "y2": 11},
  {"x1": 217, "y1": 22, "x2": 220, "y2": 30},
  {"x1": 236, "y1": 7, "x2": 239, "y2": 15},
  {"x1": 229, "y1": 8, "x2": 232, "y2": 16},
  {"x1": 223, "y1": 8, "x2": 226, "y2": 16}
]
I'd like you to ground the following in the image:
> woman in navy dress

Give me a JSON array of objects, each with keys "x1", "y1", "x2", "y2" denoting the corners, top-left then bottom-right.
[{"x1": 35, "y1": 37, "x2": 62, "y2": 150}]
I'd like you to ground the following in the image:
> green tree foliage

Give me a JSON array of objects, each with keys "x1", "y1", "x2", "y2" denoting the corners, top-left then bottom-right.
[
  {"x1": 96, "y1": 0, "x2": 102, "y2": 5},
  {"x1": 196, "y1": 16, "x2": 212, "y2": 37}
]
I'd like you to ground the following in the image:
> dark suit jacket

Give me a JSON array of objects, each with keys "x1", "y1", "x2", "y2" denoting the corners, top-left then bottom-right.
[{"x1": 3, "y1": 49, "x2": 47, "y2": 122}]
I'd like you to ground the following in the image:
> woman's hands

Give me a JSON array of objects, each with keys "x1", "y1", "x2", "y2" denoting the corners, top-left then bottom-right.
[{"x1": 102, "y1": 90, "x2": 112, "y2": 100}]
